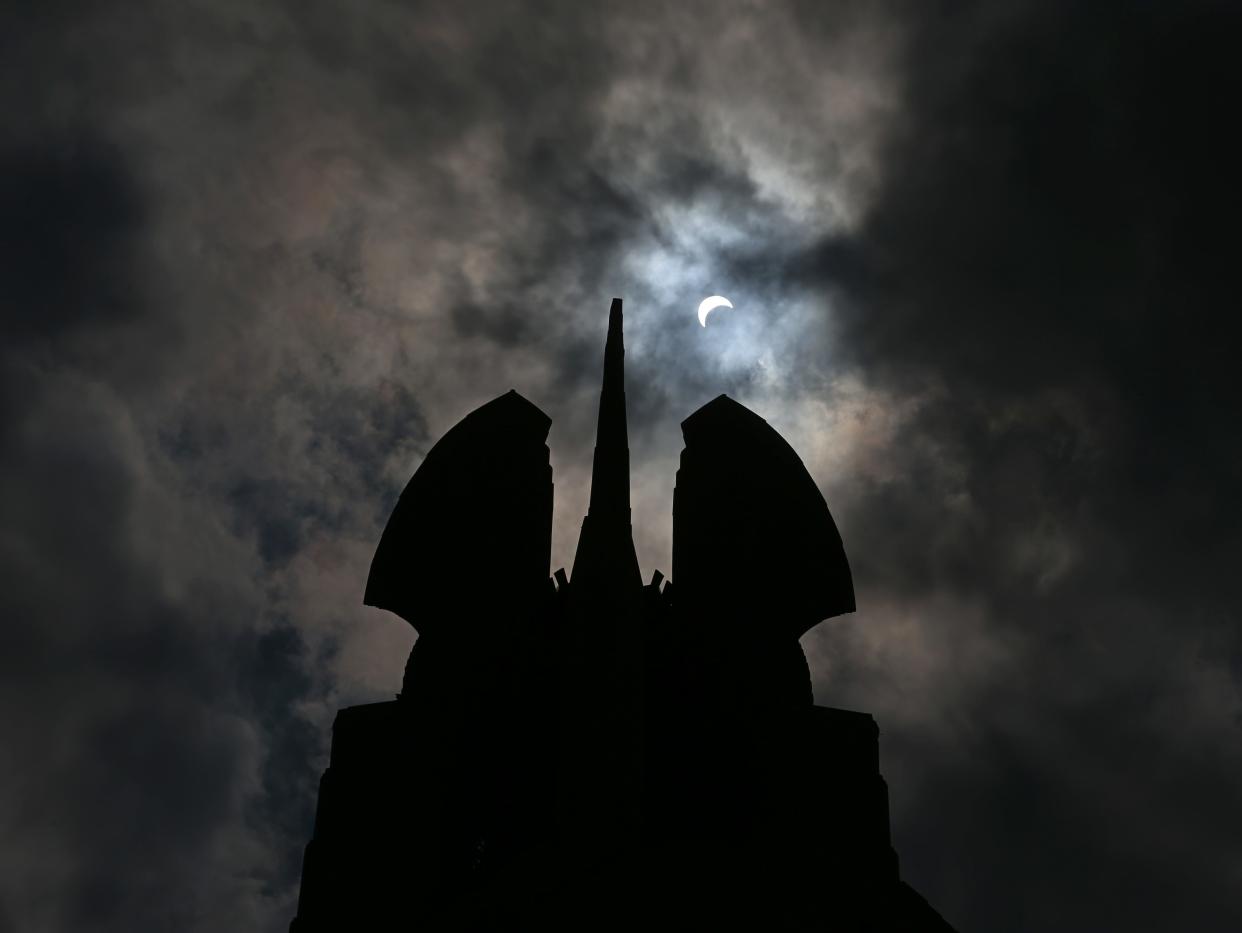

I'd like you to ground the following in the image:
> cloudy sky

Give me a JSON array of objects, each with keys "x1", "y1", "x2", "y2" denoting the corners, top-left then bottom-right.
[{"x1": 2, "y1": 1, "x2": 1239, "y2": 930}]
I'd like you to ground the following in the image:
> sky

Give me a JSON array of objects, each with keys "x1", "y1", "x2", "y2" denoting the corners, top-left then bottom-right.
[{"x1": 1, "y1": 1, "x2": 1239, "y2": 930}]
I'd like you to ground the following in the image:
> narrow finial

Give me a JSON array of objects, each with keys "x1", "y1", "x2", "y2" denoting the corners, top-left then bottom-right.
[
  {"x1": 571, "y1": 298, "x2": 641, "y2": 588},
  {"x1": 588, "y1": 298, "x2": 631, "y2": 519}
]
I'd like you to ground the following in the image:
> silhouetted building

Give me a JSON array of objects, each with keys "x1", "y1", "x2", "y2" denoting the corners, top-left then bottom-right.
[{"x1": 290, "y1": 299, "x2": 956, "y2": 932}]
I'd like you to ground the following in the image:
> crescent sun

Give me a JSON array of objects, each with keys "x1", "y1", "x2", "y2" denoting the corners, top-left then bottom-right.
[{"x1": 697, "y1": 295, "x2": 734, "y2": 327}]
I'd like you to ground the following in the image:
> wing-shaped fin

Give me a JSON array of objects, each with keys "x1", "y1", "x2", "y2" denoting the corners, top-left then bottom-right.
[
  {"x1": 365, "y1": 390, "x2": 553, "y2": 635},
  {"x1": 672, "y1": 395, "x2": 854, "y2": 640}
]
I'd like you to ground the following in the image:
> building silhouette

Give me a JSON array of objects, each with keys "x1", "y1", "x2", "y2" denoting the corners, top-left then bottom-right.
[{"x1": 289, "y1": 299, "x2": 957, "y2": 931}]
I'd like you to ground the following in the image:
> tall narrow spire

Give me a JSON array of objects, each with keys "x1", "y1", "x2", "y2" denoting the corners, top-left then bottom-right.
[
  {"x1": 571, "y1": 298, "x2": 641, "y2": 587},
  {"x1": 588, "y1": 298, "x2": 631, "y2": 521}
]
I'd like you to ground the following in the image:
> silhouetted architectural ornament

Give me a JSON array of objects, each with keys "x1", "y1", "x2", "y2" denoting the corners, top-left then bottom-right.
[
  {"x1": 674, "y1": 394, "x2": 855, "y2": 638},
  {"x1": 289, "y1": 300, "x2": 957, "y2": 932},
  {"x1": 364, "y1": 388, "x2": 553, "y2": 634},
  {"x1": 672, "y1": 394, "x2": 856, "y2": 712}
]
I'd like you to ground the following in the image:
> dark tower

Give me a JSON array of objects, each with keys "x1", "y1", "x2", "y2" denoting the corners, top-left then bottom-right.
[{"x1": 288, "y1": 298, "x2": 959, "y2": 933}]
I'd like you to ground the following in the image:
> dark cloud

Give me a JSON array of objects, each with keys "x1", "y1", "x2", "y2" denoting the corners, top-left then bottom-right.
[
  {"x1": 0, "y1": 365, "x2": 297, "y2": 931},
  {"x1": 1, "y1": 1, "x2": 1237, "y2": 931},
  {"x1": 798, "y1": 2, "x2": 1242, "y2": 930},
  {"x1": 0, "y1": 138, "x2": 143, "y2": 339}
]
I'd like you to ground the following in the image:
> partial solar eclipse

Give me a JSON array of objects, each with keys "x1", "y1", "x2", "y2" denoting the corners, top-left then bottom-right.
[{"x1": 697, "y1": 295, "x2": 733, "y2": 327}]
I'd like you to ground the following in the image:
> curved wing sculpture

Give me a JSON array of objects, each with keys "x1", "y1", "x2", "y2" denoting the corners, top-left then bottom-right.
[
  {"x1": 672, "y1": 394, "x2": 855, "y2": 641},
  {"x1": 364, "y1": 389, "x2": 553, "y2": 635}
]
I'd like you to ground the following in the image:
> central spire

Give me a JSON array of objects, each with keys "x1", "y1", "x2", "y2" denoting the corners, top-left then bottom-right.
[
  {"x1": 588, "y1": 298, "x2": 631, "y2": 521},
  {"x1": 571, "y1": 298, "x2": 641, "y2": 588}
]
